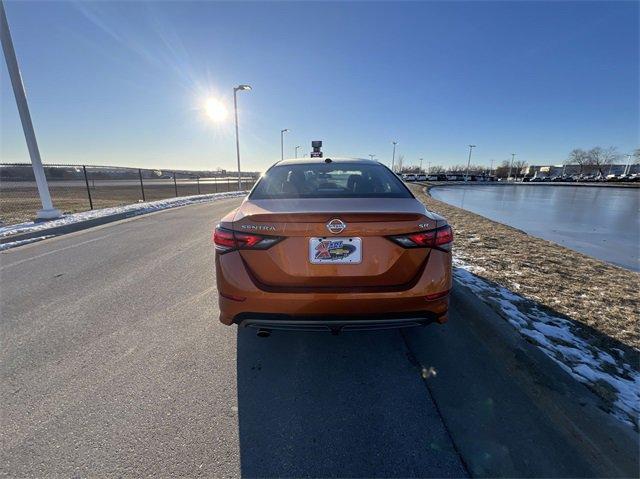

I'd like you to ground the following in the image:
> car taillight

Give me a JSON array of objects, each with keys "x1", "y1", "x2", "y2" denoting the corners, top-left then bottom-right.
[
  {"x1": 213, "y1": 225, "x2": 282, "y2": 253},
  {"x1": 213, "y1": 227, "x2": 235, "y2": 252},
  {"x1": 388, "y1": 225, "x2": 453, "y2": 251}
]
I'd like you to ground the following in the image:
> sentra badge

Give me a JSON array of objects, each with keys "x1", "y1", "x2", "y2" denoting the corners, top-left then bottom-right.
[{"x1": 241, "y1": 224, "x2": 276, "y2": 231}]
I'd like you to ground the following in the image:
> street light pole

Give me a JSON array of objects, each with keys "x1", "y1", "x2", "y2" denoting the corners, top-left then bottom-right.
[
  {"x1": 419, "y1": 158, "x2": 423, "y2": 173},
  {"x1": 508, "y1": 153, "x2": 515, "y2": 181},
  {"x1": 391, "y1": 141, "x2": 398, "y2": 172},
  {"x1": 233, "y1": 84, "x2": 251, "y2": 190},
  {"x1": 280, "y1": 129, "x2": 289, "y2": 160},
  {"x1": 369, "y1": 154, "x2": 376, "y2": 161},
  {"x1": 295, "y1": 145, "x2": 301, "y2": 158},
  {"x1": 464, "y1": 145, "x2": 476, "y2": 182},
  {"x1": 1, "y1": 1, "x2": 61, "y2": 219},
  {"x1": 428, "y1": 161, "x2": 432, "y2": 174}
]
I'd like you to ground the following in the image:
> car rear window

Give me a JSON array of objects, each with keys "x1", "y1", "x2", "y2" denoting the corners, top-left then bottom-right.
[{"x1": 250, "y1": 163, "x2": 413, "y2": 199}]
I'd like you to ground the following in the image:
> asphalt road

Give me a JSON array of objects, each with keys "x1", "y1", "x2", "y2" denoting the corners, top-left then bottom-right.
[{"x1": 1, "y1": 198, "x2": 637, "y2": 478}]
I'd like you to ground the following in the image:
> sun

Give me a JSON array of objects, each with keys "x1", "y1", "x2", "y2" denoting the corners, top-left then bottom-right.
[{"x1": 204, "y1": 98, "x2": 228, "y2": 122}]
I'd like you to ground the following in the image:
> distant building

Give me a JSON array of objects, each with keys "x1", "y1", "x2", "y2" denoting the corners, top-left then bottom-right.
[{"x1": 524, "y1": 163, "x2": 639, "y2": 178}]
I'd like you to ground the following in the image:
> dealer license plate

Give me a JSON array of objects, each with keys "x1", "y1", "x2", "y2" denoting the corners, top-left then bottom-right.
[{"x1": 309, "y1": 237, "x2": 362, "y2": 264}]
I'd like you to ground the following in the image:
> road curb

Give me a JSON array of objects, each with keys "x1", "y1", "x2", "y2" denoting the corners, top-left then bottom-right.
[{"x1": 0, "y1": 210, "x2": 151, "y2": 246}]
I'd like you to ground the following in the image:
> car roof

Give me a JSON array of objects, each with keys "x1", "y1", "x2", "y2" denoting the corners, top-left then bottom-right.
[{"x1": 274, "y1": 157, "x2": 381, "y2": 167}]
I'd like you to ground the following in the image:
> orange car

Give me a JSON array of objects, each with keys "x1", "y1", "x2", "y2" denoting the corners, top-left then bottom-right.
[{"x1": 213, "y1": 158, "x2": 452, "y2": 336}]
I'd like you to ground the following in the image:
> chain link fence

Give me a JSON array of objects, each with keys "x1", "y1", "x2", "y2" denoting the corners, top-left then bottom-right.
[{"x1": 0, "y1": 163, "x2": 259, "y2": 225}]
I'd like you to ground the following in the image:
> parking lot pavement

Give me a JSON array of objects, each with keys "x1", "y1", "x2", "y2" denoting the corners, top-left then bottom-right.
[{"x1": 1, "y1": 200, "x2": 636, "y2": 477}]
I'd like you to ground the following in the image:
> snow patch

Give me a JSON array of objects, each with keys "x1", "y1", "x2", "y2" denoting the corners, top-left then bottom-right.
[
  {"x1": 453, "y1": 256, "x2": 640, "y2": 429},
  {"x1": 0, "y1": 235, "x2": 55, "y2": 251}
]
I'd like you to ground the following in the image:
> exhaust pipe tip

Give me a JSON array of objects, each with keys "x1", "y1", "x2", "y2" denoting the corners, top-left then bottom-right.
[{"x1": 256, "y1": 328, "x2": 271, "y2": 338}]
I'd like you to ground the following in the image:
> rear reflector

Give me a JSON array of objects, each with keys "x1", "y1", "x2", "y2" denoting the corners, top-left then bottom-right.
[
  {"x1": 388, "y1": 225, "x2": 453, "y2": 250},
  {"x1": 213, "y1": 225, "x2": 283, "y2": 253},
  {"x1": 220, "y1": 292, "x2": 247, "y2": 302},
  {"x1": 425, "y1": 289, "x2": 451, "y2": 301}
]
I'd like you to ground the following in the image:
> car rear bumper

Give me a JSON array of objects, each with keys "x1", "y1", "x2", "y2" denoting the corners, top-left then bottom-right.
[
  {"x1": 234, "y1": 312, "x2": 442, "y2": 333},
  {"x1": 215, "y1": 249, "x2": 452, "y2": 326}
]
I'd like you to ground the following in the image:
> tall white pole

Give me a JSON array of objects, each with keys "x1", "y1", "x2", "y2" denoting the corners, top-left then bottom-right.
[
  {"x1": 1, "y1": 0, "x2": 60, "y2": 219},
  {"x1": 295, "y1": 145, "x2": 300, "y2": 158}
]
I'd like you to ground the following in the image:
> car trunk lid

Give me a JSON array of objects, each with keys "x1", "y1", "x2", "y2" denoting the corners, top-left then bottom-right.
[{"x1": 233, "y1": 198, "x2": 439, "y2": 289}]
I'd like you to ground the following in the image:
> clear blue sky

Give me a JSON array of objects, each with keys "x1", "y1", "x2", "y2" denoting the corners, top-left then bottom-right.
[{"x1": 1, "y1": 1, "x2": 638, "y2": 172}]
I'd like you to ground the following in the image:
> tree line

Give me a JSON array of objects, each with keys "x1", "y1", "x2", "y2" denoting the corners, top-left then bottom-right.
[{"x1": 567, "y1": 146, "x2": 638, "y2": 176}]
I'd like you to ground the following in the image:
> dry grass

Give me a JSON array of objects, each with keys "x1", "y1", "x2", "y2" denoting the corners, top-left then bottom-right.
[
  {"x1": 410, "y1": 184, "x2": 640, "y2": 351},
  {"x1": 0, "y1": 183, "x2": 241, "y2": 225}
]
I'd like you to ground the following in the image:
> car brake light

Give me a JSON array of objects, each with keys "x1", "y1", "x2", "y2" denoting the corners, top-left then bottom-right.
[
  {"x1": 213, "y1": 225, "x2": 282, "y2": 253},
  {"x1": 388, "y1": 225, "x2": 453, "y2": 251},
  {"x1": 234, "y1": 231, "x2": 263, "y2": 248},
  {"x1": 213, "y1": 227, "x2": 235, "y2": 252},
  {"x1": 435, "y1": 225, "x2": 454, "y2": 246}
]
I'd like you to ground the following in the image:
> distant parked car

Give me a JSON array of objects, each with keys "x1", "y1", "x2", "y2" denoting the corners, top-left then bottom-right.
[
  {"x1": 416, "y1": 174, "x2": 427, "y2": 181},
  {"x1": 404, "y1": 174, "x2": 417, "y2": 182},
  {"x1": 522, "y1": 177, "x2": 531, "y2": 182},
  {"x1": 428, "y1": 174, "x2": 448, "y2": 181}
]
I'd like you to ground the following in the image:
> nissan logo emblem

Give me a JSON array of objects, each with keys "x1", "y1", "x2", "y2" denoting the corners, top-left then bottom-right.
[{"x1": 326, "y1": 218, "x2": 347, "y2": 234}]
